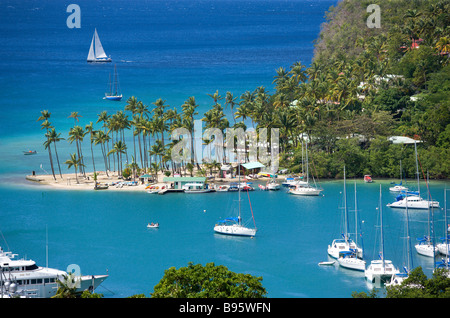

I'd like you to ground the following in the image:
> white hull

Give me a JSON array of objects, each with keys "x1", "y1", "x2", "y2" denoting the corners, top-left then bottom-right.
[
  {"x1": 389, "y1": 185, "x2": 408, "y2": 192},
  {"x1": 437, "y1": 243, "x2": 450, "y2": 255},
  {"x1": 214, "y1": 224, "x2": 256, "y2": 237},
  {"x1": 327, "y1": 240, "x2": 363, "y2": 259},
  {"x1": 415, "y1": 243, "x2": 438, "y2": 257},
  {"x1": 387, "y1": 196, "x2": 440, "y2": 209},
  {"x1": 184, "y1": 189, "x2": 214, "y2": 193},
  {"x1": 338, "y1": 258, "x2": 366, "y2": 271},
  {"x1": 267, "y1": 184, "x2": 280, "y2": 191},
  {"x1": 364, "y1": 260, "x2": 399, "y2": 283},
  {"x1": 288, "y1": 187, "x2": 322, "y2": 196},
  {"x1": 0, "y1": 247, "x2": 108, "y2": 298}
]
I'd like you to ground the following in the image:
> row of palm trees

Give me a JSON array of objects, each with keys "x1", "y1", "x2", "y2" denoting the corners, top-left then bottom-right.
[{"x1": 37, "y1": 1, "x2": 449, "y2": 181}]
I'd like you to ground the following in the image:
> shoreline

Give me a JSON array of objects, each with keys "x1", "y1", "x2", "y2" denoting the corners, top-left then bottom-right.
[
  {"x1": 24, "y1": 170, "x2": 278, "y2": 192},
  {"x1": 24, "y1": 171, "x2": 449, "y2": 192}
]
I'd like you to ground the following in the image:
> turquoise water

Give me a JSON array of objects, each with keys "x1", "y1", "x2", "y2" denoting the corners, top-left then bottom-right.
[
  {"x1": 1, "y1": 0, "x2": 449, "y2": 298},
  {"x1": 1, "y1": 180, "x2": 449, "y2": 297}
]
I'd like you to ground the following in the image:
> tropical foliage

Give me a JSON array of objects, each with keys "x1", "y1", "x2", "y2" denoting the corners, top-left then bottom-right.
[
  {"x1": 39, "y1": 0, "x2": 449, "y2": 180},
  {"x1": 151, "y1": 262, "x2": 267, "y2": 298}
]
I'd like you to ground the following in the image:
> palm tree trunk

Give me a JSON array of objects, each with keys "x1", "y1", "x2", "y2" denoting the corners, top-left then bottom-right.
[{"x1": 53, "y1": 142, "x2": 63, "y2": 178}]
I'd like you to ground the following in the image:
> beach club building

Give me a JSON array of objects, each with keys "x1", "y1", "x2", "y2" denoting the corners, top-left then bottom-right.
[{"x1": 162, "y1": 176, "x2": 207, "y2": 190}]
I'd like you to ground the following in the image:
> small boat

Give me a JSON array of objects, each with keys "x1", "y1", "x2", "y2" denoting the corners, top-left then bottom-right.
[
  {"x1": 258, "y1": 184, "x2": 268, "y2": 191},
  {"x1": 87, "y1": 28, "x2": 112, "y2": 63},
  {"x1": 183, "y1": 183, "x2": 214, "y2": 193},
  {"x1": 104, "y1": 64, "x2": 122, "y2": 101},
  {"x1": 23, "y1": 150, "x2": 37, "y2": 155},
  {"x1": 94, "y1": 183, "x2": 109, "y2": 190},
  {"x1": 266, "y1": 180, "x2": 280, "y2": 191},
  {"x1": 147, "y1": 222, "x2": 159, "y2": 228},
  {"x1": 214, "y1": 185, "x2": 229, "y2": 192},
  {"x1": 364, "y1": 175, "x2": 373, "y2": 183},
  {"x1": 318, "y1": 261, "x2": 335, "y2": 266}
]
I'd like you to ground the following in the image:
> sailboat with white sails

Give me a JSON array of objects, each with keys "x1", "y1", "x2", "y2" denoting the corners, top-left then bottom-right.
[
  {"x1": 328, "y1": 167, "x2": 363, "y2": 260},
  {"x1": 87, "y1": 28, "x2": 112, "y2": 63},
  {"x1": 214, "y1": 155, "x2": 257, "y2": 237}
]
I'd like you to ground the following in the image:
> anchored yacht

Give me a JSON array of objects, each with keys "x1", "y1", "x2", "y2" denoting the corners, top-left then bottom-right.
[{"x1": 0, "y1": 246, "x2": 108, "y2": 298}]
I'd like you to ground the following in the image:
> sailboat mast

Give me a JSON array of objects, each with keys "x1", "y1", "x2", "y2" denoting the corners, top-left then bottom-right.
[
  {"x1": 354, "y1": 180, "x2": 358, "y2": 247},
  {"x1": 306, "y1": 142, "x2": 309, "y2": 184},
  {"x1": 343, "y1": 166, "x2": 348, "y2": 241},
  {"x1": 114, "y1": 64, "x2": 118, "y2": 95},
  {"x1": 238, "y1": 152, "x2": 241, "y2": 226},
  {"x1": 405, "y1": 192, "x2": 413, "y2": 272},
  {"x1": 380, "y1": 185, "x2": 385, "y2": 270},
  {"x1": 414, "y1": 141, "x2": 420, "y2": 196}
]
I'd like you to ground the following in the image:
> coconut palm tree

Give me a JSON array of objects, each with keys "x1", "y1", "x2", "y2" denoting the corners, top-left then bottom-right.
[
  {"x1": 37, "y1": 111, "x2": 56, "y2": 181},
  {"x1": 108, "y1": 140, "x2": 127, "y2": 176},
  {"x1": 225, "y1": 92, "x2": 237, "y2": 125},
  {"x1": 68, "y1": 125, "x2": 86, "y2": 177},
  {"x1": 46, "y1": 128, "x2": 64, "y2": 178},
  {"x1": 85, "y1": 122, "x2": 97, "y2": 175},
  {"x1": 65, "y1": 153, "x2": 84, "y2": 184},
  {"x1": 182, "y1": 96, "x2": 199, "y2": 165},
  {"x1": 93, "y1": 130, "x2": 111, "y2": 177},
  {"x1": 68, "y1": 111, "x2": 82, "y2": 125}
]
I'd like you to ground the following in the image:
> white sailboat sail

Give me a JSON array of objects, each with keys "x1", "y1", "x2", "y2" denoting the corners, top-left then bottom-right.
[
  {"x1": 87, "y1": 28, "x2": 111, "y2": 62},
  {"x1": 94, "y1": 29, "x2": 108, "y2": 59}
]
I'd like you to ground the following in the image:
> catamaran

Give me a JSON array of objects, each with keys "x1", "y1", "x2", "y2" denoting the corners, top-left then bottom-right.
[
  {"x1": 104, "y1": 64, "x2": 122, "y2": 101},
  {"x1": 87, "y1": 28, "x2": 112, "y2": 63},
  {"x1": 365, "y1": 185, "x2": 400, "y2": 284},
  {"x1": 214, "y1": 156, "x2": 257, "y2": 237},
  {"x1": 387, "y1": 141, "x2": 439, "y2": 209}
]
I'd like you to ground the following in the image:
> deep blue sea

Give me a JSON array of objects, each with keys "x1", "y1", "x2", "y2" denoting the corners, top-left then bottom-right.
[{"x1": 1, "y1": 0, "x2": 449, "y2": 299}]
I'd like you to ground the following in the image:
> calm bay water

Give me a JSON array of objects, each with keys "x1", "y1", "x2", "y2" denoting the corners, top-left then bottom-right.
[
  {"x1": 1, "y1": 180, "x2": 449, "y2": 298},
  {"x1": 1, "y1": 0, "x2": 449, "y2": 298}
]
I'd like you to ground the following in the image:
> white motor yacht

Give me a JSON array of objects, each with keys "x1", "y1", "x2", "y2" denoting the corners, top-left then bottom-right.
[{"x1": 0, "y1": 246, "x2": 108, "y2": 298}]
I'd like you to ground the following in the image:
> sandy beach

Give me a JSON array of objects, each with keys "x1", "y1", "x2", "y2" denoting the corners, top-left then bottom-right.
[{"x1": 25, "y1": 170, "x2": 276, "y2": 192}]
